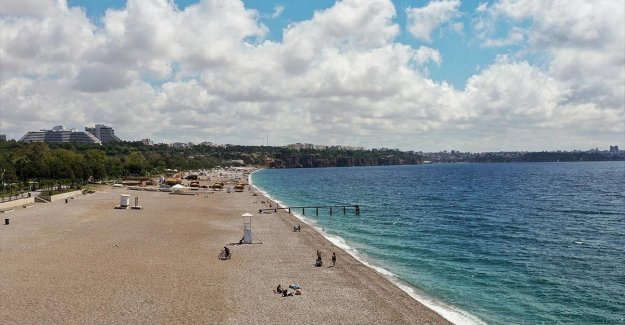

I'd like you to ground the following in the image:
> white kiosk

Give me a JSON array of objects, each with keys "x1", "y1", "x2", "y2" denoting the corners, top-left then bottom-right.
[
  {"x1": 242, "y1": 213, "x2": 253, "y2": 244},
  {"x1": 120, "y1": 195, "x2": 131, "y2": 208}
]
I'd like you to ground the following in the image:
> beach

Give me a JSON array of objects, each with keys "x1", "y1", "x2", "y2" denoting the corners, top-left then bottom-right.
[{"x1": 0, "y1": 175, "x2": 450, "y2": 324}]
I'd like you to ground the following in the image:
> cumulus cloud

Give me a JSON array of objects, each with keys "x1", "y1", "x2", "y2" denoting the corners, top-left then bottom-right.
[
  {"x1": 73, "y1": 64, "x2": 134, "y2": 92},
  {"x1": 482, "y1": 27, "x2": 525, "y2": 47},
  {"x1": 0, "y1": 0, "x2": 68, "y2": 18},
  {"x1": 271, "y1": 5, "x2": 284, "y2": 18},
  {"x1": 406, "y1": 0, "x2": 461, "y2": 42},
  {"x1": 0, "y1": 0, "x2": 622, "y2": 151},
  {"x1": 478, "y1": 0, "x2": 625, "y2": 110}
]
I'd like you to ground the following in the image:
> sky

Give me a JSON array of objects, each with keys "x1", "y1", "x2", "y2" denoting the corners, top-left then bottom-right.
[{"x1": 0, "y1": 0, "x2": 623, "y2": 152}]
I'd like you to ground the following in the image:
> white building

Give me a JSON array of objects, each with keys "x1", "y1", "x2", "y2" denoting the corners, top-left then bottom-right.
[
  {"x1": 85, "y1": 124, "x2": 121, "y2": 143},
  {"x1": 20, "y1": 125, "x2": 101, "y2": 144}
]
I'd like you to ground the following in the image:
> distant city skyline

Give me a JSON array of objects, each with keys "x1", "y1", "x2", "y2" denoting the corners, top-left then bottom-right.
[
  {"x1": 3, "y1": 122, "x2": 623, "y2": 153},
  {"x1": 7, "y1": 124, "x2": 621, "y2": 154},
  {"x1": 0, "y1": 0, "x2": 623, "y2": 152}
]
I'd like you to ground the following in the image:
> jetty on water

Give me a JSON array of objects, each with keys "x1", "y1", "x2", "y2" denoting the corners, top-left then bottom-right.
[{"x1": 259, "y1": 204, "x2": 360, "y2": 216}]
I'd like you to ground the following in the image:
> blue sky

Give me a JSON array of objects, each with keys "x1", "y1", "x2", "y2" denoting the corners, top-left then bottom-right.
[{"x1": 2, "y1": 0, "x2": 623, "y2": 151}]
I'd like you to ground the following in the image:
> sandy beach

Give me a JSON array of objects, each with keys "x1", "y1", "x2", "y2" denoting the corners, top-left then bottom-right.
[{"x1": 0, "y1": 175, "x2": 450, "y2": 324}]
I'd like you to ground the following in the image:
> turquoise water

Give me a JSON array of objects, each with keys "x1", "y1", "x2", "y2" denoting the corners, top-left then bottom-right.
[{"x1": 251, "y1": 162, "x2": 625, "y2": 324}]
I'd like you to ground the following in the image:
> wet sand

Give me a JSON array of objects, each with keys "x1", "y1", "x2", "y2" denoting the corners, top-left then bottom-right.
[{"x1": 0, "y1": 181, "x2": 450, "y2": 324}]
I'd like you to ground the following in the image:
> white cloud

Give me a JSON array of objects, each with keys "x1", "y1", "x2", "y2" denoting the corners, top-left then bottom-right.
[
  {"x1": 480, "y1": 0, "x2": 625, "y2": 110},
  {"x1": 406, "y1": 0, "x2": 461, "y2": 42},
  {"x1": 0, "y1": 0, "x2": 68, "y2": 18},
  {"x1": 475, "y1": 3, "x2": 488, "y2": 13},
  {"x1": 482, "y1": 27, "x2": 525, "y2": 47},
  {"x1": 0, "y1": 0, "x2": 622, "y2": 151},
  {"x1": 282, "y1": 0, "x2": 398, "y2": 51},
  {"x1": 271, "y1": 5, "x2": 284, "y2": 18}
]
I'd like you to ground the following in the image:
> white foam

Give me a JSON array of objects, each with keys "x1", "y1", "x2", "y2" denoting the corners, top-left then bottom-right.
[
  {"x1": 250, "y1": 172, "x2": 485, "y2": 325},
  {"x1": 302, "y1": 212, "x2": 485, "y2": 324},
  {"x1": 394, "y1": 283, "x2": 487, "y2": 325},
  {"x1": 325, "y1": 233, "x2": 486, "y2": 324}
]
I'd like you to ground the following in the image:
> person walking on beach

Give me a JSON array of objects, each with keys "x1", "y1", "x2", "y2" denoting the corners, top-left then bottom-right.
[{"x1": 331, "y1": 252, "x2": 336, "y2": 267}]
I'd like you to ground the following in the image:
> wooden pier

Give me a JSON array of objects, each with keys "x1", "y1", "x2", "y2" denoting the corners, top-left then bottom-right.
[{"x1": 258, "y1": 205, "x2": 360, "y2": 215}]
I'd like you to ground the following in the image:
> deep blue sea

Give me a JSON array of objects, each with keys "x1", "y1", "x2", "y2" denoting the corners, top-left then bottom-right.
[{"x1": 251, "y1": 162, "x2": 625, "y2": 324}]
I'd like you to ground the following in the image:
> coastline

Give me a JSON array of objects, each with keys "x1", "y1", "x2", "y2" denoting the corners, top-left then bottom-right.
[
  {"x1": 0, "y1": 170, "x2": 450, "y2": 324},
  {"x1": 249, "y1": 169, "x2": 485, "y2": 325}
]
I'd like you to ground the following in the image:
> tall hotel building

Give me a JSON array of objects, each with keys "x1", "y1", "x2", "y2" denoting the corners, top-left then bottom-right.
[
  {"x1": 20, "y1": 125, "x2": 101, "y2": 144},
  {"x1": 85, "y1": 124, "x2": 121, "y2": 143}
]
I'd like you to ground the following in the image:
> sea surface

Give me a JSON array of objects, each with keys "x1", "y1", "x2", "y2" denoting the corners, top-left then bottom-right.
[{"x1": 251, "y1": 162, "x2": 625, "y2": 324}]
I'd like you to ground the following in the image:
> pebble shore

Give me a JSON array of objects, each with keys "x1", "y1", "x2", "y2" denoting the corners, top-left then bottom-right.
[{"x1": 0, "y1": 178, "x2": 450, "y2": 325}]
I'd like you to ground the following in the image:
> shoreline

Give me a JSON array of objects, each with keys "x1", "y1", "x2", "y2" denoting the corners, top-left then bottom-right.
[
  {"x1": 1, "y1": 170, "x2": 451, "y2": 324},
  {"x1": 249, "y1": 169, "x2": 485, "y2": 325}
]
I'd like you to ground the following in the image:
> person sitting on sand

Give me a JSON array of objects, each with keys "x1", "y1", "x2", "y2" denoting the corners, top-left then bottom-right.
[
  {"x1": 224, "y1": 246, "x2": 230, "y2": 259},
  {"x1": 315, "y1": 249, "x2": 323, "y2": 267},
  {"x1": 276, "y1": 284, "x2": 283, "y2": 294}
]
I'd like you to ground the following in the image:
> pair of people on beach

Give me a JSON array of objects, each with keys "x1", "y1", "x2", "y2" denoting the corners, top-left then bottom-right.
[
  {"x1": 277, "y1": 284, "x2": 302, "y2": 297},
  {"x1": 315, "y1": 250, "x2": 337, "y2": 267}
]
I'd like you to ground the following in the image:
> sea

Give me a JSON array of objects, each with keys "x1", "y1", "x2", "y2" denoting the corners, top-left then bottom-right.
[{"x1": 250, "y1": 161, "x2": 625, "y2": 325}]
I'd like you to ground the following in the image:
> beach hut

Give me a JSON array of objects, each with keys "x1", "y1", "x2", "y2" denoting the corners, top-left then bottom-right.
[
  {"x1": 242, "y1": 213, "x2": 253, "y2": 244},
  {"x1": 120, "y1": 195, "x2": 131, "y2": 208}
]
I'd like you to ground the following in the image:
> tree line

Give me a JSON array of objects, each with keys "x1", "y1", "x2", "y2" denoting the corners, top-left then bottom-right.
[
  {"x1": 0, "y1": 141, "x2": 425, "y2": 196},
  {"x1": 0, "y1": 141, "x2": 221, "y2": 194}
]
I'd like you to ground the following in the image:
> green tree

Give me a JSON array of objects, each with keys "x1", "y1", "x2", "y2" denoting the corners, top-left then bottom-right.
[
  {"x1": 124, "y1": 151, "x2": 149, "y2": 176},
  {"x1": 85, "y1": 149, "x2": 108, "y2": 181}
]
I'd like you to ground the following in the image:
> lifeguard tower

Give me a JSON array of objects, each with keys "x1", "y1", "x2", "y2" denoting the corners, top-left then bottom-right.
[{"x1": 242, "y1": 212, "x2": 253, "y2": 244}]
